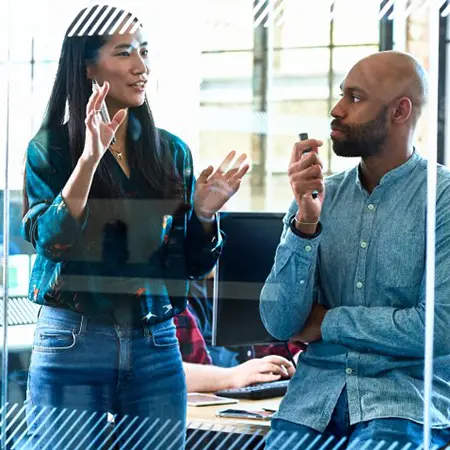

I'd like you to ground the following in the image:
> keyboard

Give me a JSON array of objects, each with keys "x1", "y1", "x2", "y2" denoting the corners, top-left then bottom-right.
[{"x1": 215, "y1": 379, "x2": 290, "y2": 400}]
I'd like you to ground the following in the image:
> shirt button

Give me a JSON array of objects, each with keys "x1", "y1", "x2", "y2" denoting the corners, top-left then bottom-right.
[
  {"x1": 368, "y1": 204, "x2": 375, "y2": 210},
  {"x1": 356, "y1": 281, "x2": 363, "y2": 289},
  {"x1": 346, "y1": 368, "x2": 353, "y2": 375},
  {"x1": 361, "y1": 241, "x2": 367, "y2": 249},
  {"x1": 305, "y1": 245, "x2": 312, "y2": 252}
]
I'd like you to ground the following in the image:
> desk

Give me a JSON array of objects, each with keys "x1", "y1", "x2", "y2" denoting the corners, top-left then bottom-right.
[{"x1": 186, "y1": 397, "x2": 281, "y2": 449}]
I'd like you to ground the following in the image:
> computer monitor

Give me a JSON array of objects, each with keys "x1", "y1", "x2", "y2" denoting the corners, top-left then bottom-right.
[{"x1": 212, "y1": 211, "x2": 286, "y2": 347}]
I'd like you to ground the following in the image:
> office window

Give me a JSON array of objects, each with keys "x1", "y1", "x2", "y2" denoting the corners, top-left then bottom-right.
[
  {"x1": 273, "y1": 48, "x2": 331, "y2": 76},
  {"x1": 276, "y1": 0, "x2": 331, "y2": 48},
  {"x1": 332, "y1": 0, "x2": 380, "y2": 46},
  {"x1": 202, "y1": 0, "x2": 254, "y2": 51},
  {"x1": 0, "y1": 67, "x2": 6, "y2": 188},
  {"x1": 201, "y1": 52, "x2": 254, "y2": 79},
  {"x1": 0, "y1": 0, "x2": 386, "y2": 212},
  {"x1": 198, "y1": 0, "x2": 382, "y2": 210},
  {"x1": 199, "y1": 0, "x2": 254, "y2": 168},
  {"x1": 31, "y1": 62, "x2": 58, "y2": 131}
]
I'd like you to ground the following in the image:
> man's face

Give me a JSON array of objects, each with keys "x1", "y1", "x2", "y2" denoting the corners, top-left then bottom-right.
[
  {"x1": 330, "y1": 105, "x2": 390, "y2": 158},
  {"x1": 330, "y1": 64, "x2": 391, "y2": 158}
]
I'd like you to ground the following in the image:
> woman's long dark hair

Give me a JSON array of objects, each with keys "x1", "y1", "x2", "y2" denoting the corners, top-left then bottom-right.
[{"x1": 23, "y1": 4, "x2": 183, "y2": 215}]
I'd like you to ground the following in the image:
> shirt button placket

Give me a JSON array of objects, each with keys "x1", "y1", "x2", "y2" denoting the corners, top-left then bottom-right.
[{"x1": 354, "y1": 203, "x2": 376, "y2": 302}]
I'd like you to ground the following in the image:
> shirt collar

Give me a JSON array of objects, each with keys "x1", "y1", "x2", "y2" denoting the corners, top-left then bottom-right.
[{"x1": 355, "y1": 149, "x2": 422, "y2": 191}]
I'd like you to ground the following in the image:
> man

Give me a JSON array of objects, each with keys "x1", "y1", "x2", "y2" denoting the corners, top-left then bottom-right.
[
  {"x1": 174, "y1": 304, "x2": 297, "y2": 392},
  {"x1": 260, "y1": 50, "x2": 450, "y2": 449}
]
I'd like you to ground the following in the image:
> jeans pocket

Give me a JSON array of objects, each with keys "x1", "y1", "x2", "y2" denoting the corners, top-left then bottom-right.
[
  {"x1": 33, "y1": 325, "x2": 77, "y2": 353},
  {"x1": 151, "y1": 326, "x2": 178, "y2": 348}
]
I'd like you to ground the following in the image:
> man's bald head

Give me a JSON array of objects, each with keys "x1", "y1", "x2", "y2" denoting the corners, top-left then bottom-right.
[
  {"x1": 330, "y1": 51, "x2": 428, "y2": 158},
  {"x1": 347, "y1": 50, "x2": 428, "y2": 125}
]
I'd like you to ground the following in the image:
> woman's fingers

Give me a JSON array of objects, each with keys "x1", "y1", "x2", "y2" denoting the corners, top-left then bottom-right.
[
  {"x1": 197, "y1": 166, "x2": 214, "y2": 185},
  {"x1": 86, "y1": 81, "x2": 109, "y2": 121},
  {"x1": 92, "y1": 82, "x2": 109, "y2": 118},
  {"x1": 228, "y1": 153, "x2": 247, "y2": 173},
  {"x1": 217, "y1": 151, "x2": 237, "y2": 174},
  {"x1": 110, "y1": 109, "x2": 127, "y2": 132},
  {"x1": 84, "y1": 109, "x2": 96, "y2": 127},
  {"x1": 229, "y1": 164, "x2": 250, "y2": 185},
  {"x1": 85, "y1": 89, "x2": 98, "y2": 116}
]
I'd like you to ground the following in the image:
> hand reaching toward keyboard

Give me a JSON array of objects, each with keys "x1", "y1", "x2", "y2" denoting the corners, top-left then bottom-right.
[{"x1": 229, "y1": 355, "x2": 295, "y2": 389}]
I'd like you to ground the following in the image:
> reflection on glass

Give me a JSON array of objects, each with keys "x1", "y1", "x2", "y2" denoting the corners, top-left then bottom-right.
[
  {"x1": 3, "y1": 2, "x2": 448, "y2": 449},
  {"x1": 332, "y1": 0, "x2": 380, "y2": 45},
  {"x1": 276, "y1": 0, "x2": 331, "y2": 47},
  {"x1": 261, "y1": 49, "x2": 450, "y2": 450},
  {"x1": 202, "y1": 0, "x2": 254, "y2": 52},
  {"x1": 8, "y1": 3, "x2": 249, "y2": 449}
]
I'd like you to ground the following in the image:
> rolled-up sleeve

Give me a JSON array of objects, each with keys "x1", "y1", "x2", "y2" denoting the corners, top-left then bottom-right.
[{"x1": 21, "y1": 138, "x2": 89, "y2": 261}]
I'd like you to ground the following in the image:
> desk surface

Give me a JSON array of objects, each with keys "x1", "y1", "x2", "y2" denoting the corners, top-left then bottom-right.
[{"x1": 187, "y1": 396, "x2": 282, "y2": 435}]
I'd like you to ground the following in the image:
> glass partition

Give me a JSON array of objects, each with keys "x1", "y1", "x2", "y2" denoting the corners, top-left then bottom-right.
[{"x1": 1, "y1": 1, "x2": 447, "y2": 449}]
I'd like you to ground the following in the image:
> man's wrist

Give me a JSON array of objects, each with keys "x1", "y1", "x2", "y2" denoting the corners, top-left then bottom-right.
[
  {"x1": 294, "y1": 213, "x2": 319, "y2": 234},
  {"x1": 289, "y1": 215, "x2": 322, "y2": 239},
  {"x1": 294, "y1": 221, "x2": 318, "y2": 235}
]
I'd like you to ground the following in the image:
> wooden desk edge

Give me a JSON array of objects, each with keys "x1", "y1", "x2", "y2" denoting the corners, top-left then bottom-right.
[{"x1": 187, "y1": 396, "x2": 283, "y2": 435}]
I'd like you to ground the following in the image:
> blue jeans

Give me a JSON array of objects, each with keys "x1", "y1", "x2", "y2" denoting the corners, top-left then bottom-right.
[
  {"x1": 265, "y1": 388, "x2": 450, "y2": 450},
  {"x1": 23, "y1": 306, "x2": 187, "y2": 450}
]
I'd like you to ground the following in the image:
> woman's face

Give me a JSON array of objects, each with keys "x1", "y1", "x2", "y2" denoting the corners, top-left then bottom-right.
[{"x1": 87, "y1": 26, "x2": 150, "y2": 111}]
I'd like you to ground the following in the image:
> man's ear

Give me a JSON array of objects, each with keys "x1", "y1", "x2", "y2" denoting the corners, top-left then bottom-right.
[{"x1": 392, "y1": 97, "x2": 413, "y2": 124}]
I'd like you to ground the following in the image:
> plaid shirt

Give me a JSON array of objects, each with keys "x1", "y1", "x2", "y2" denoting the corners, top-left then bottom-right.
[
  {"x1": 174, "y1": 307, "x2": 212, "y2": 365},
  {"x1": 253, "y1": 342, "x2": 301, "y2": 360},
  {"x1": 174, "y1": 305, "x2": 301, "y2": 365}
]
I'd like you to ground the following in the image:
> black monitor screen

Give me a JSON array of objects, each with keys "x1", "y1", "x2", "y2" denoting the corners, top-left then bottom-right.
[{"x1": 212, "y1": 211, "x2": 285, "y2": 347}]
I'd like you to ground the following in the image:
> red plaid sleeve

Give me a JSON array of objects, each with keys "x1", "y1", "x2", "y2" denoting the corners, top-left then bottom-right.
[
  {"x1": 253, "y1": 343, "x2": 301, "y2": 360},
  {"x1": 174, "y1": 308, "x2": 212, "y2": 365}
]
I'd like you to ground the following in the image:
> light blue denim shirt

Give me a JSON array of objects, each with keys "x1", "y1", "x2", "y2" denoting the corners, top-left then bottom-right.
[{"x1": 260, "y1": 151, "x2": 450, "y2": 432}]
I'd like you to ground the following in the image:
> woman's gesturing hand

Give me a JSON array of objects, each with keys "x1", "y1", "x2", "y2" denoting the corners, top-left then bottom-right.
[{"x1": 82, "y1": 81, "x2": 127, "y2": 164}]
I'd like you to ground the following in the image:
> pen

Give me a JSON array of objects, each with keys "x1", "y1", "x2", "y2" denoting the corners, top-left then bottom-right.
[{"x1": 298, "y1": 132, "x2": 318, "y2": 199}]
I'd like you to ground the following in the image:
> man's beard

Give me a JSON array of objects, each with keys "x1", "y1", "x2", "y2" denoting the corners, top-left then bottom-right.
[{"x1": 331, "y1": 106, "x2": 389, "y2": 158}]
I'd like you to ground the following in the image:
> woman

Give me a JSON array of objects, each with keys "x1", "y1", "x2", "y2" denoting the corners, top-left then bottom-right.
[{"x1": 20, "y1": 4, "x2": 248, "y2": 449}]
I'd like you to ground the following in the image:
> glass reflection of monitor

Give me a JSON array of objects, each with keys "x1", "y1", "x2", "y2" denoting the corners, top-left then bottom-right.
[
  {"x1": 212, "y1": 211, "x2": 286, "y2": 347},
  {"x1": 7, "y1": 255, "x2": 30, "y2": 297}
]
